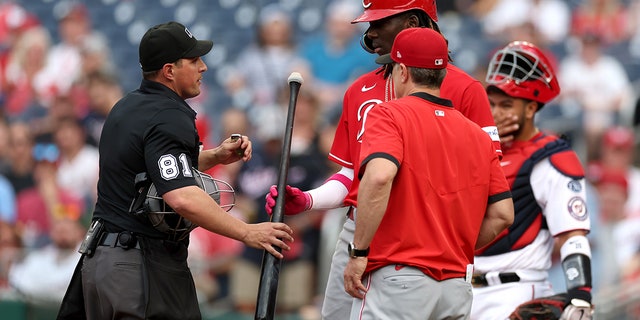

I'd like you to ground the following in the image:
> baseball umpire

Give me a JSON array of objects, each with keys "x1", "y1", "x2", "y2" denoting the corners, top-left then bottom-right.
[
  {"x1": 343, "y1": 27, "x2": 514, "y2": 319},
  {"x1": 56, "y1": 21, "x2": 293, "y2": 320},
  {"x1": 264, "y1": 1, "x2": 501, "y2": 318},
  {"x1": 471, "y1": 41, "x2": 594, "y2": 320}
]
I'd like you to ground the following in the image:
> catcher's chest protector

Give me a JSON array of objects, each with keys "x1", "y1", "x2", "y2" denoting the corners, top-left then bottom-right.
[{"x1": 477, "y1": 137, "x2": 572, "y2": 256}]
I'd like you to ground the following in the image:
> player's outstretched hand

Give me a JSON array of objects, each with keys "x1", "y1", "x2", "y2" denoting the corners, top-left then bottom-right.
[
  {"x1": 265, "y1": 185, "x2": 312, "y2": 215},
  {"x1": 242, "y1": 222, "x2": 294, "y2": 259},
  {"x1": 344, "y1": 257, "x2": 368, "y2": 299},
  {"x1": 494, "y1": 112, "x2": 519, "y2": 144}
]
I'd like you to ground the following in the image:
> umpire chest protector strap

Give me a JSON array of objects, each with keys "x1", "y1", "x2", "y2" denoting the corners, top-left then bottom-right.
[{"x1": 477, "y1": 137, "x2": 573, "y2": 256}]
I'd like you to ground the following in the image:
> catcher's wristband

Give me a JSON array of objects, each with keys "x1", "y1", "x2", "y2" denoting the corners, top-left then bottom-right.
[{"x1": 567, "y1": 287, "x2": 592, "y2": 304}]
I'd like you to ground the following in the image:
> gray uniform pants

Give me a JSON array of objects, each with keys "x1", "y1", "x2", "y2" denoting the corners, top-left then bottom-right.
[
  {"x1": 351, "y1": 265, "x2": 473, "y2": 320},
  {"x1": 321, "y1": 217, "x2": 355, "y2": 319},
  {"x1": 320, "y1": 216, "x2": 473, "y2": 320}
]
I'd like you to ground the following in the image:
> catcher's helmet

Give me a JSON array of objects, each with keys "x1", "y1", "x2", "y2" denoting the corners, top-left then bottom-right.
[
  {"x1": 486, "y1": 41, "x2": 560, "y2": 107},
  {"x1": 145, "y1": 169, "x2": 235, "y2": 241},
  {"x1": 352, "y1": 0, "x2": 438, "y2": 23}
]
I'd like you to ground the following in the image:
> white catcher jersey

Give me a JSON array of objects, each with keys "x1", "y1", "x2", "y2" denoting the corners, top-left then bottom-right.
[{"x1": 475, "y1": 156, "x2": 590, "y2": 274}]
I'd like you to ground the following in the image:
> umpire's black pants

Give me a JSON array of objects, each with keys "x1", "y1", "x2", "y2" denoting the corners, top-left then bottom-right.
[{"x1": 81, "y1": 238, "x2": 200, "y2": 319}]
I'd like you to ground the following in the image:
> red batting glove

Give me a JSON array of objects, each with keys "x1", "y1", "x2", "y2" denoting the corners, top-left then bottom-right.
[{"x1": 265, "y1": 185, "x2": 312, "y2": 215}]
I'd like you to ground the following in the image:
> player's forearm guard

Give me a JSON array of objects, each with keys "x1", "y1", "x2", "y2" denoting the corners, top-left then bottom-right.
[
  {"x1": 559, "y1": 235, "x2": 592, "y2": 292},
  {"x1": 562, "y1": 253, "x2": 592, "y2": 291}
]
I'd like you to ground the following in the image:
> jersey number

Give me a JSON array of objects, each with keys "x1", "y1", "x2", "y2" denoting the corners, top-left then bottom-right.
[{"x1": 158, "y1": 154, "x2": 193, "y2": 180}]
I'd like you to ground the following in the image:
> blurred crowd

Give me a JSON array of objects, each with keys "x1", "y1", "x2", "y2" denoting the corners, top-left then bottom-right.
[{"x1": 0, "y1": 0, "x2": 639, "y2": 318}]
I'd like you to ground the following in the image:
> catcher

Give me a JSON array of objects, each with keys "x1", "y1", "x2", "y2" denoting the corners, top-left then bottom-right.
[{"x1": 471, "y1": 41, "x2": 594, "y2": 320}]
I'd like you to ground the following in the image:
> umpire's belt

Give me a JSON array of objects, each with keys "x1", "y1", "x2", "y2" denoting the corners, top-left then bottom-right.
[
  {"x1": 472, "y1": 272, "x2": 520, "y2": 287},
  {"x1": 99, "y1": 232, "x2": 140, "y2": 250}
]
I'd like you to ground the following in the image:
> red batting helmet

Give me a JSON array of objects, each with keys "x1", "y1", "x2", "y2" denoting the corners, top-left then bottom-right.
[
  {"x1": 352, "y1": 0, "x2": 438, "y2": 23},
  {"x1": 486, "y1": 41, "x2": 560, "y2": 107}
]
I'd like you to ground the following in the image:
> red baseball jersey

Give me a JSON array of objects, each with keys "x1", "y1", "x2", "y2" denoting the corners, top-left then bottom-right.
[
  {"x1": 358, "y1": 93, "x2": 511, "y2": 280},
  {"x1": 329, "y1": 64, "x2": 500, "y2": 208}
]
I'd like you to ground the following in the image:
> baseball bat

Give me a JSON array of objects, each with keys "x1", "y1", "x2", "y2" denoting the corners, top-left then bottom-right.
[{"x1": 254, "y1": 72, "x2": 304, "y2": 320}]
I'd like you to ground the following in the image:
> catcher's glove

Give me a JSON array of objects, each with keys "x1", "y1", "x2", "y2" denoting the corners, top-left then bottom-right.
[
  {"x1": 509, "y1": 293, "x2": 567, "y2": 320},
  {"x1": 508, "y1": 293, "x2": 593, "y2": 320}
]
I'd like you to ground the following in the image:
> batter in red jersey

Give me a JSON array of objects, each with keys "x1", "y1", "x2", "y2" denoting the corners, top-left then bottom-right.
[
  {"x1": 343, "y1": 27, "x2": 513, "y2": 320},
  {"x1": 264, "y1": 1, "x2": 501, "y2": 319}
]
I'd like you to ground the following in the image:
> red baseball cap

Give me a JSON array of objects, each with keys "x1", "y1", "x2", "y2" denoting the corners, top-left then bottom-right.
[
  {"x1": 602, "y1": 126, "x2": 634, "y2": 149},
  {"x1": 352, "y1": 0, "x2": 438, "y2": 23},
  {"x1": 375, "y1": 27, "x2": 447, "y2": 69}
]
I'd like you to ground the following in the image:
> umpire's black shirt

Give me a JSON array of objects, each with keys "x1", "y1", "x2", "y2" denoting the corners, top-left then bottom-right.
[{"x1": 93, "y1": 79, "x2": 201, "y2": 238}]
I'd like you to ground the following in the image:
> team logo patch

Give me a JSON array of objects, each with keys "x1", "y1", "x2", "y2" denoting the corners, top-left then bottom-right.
[
  {"x1": 566, "y1": 267, "x2": 579, "y2": 281},
  {"x1": 567, "y1": 180, "x2": 582, "y2": 192},
  {"x1": 567, "y1": 196, "x2": 588, "y2": 221}
]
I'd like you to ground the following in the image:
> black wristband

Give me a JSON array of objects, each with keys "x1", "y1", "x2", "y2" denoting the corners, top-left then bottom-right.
[{"x1": 567, "y1": 287, "x2": 592, "y2": 304}]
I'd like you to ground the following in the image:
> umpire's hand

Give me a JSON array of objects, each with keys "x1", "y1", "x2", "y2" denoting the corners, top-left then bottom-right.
[
  {"x1": 199, "y1": 134, "x2": 253, "y2": 170},
  {"x1": 344, "y1": 257, "x2": 368, "y2": 299},
  {"x1": 242, "y1": 222, "x2": 294, "y2": 259},
  {"x1": 220, "y1": 134, "x2": 252, "y2": 163}
]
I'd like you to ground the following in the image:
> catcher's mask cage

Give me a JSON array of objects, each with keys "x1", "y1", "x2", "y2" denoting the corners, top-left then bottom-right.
[
  {"x1": 485, "y1": 41, "x2": 560, "y2": 106},
  {"x1": 145, "y1": 169, "x2": 235, "y2": 241}
]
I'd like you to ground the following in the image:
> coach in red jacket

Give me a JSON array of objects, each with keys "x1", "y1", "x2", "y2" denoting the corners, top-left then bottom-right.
[{"x1": 343, "y1": 27, "x2": 514, "y2": 320}]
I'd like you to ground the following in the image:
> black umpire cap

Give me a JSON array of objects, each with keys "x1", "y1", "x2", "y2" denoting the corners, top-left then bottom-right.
[{"x1": 139, "y1": 21, "x2": 213, "y2": 72}]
